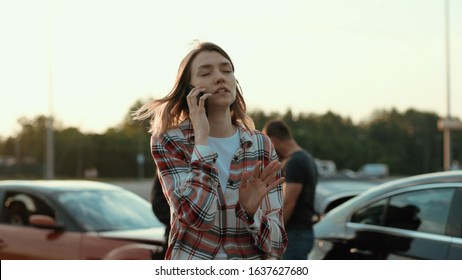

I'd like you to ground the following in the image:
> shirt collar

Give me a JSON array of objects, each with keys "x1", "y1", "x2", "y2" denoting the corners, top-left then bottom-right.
[{"x1": 180, "y1": 119, "x2": 253, "y2": 149}]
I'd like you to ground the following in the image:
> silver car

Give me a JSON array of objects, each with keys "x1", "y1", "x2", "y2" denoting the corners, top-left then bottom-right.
[{"x1": 310, "y1": 171, "x2": 462, "y2": 260}]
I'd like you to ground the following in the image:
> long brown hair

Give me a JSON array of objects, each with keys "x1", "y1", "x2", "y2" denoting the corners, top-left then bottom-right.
[{"x1": 133, "y1": 42, "x2": 255, "y2": 136}]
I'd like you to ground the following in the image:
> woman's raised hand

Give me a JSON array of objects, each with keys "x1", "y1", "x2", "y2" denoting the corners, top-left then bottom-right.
[{"x1": 239, "y1": 160, "x2": 285, "y2": 216}]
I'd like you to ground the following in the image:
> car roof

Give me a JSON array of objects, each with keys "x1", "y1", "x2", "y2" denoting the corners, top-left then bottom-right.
[
  {"x1": 335, "y1": 171, "x2": 462, "y2": 211},
  {"x1": 317, "y1": 179, "x2": 379, "y2": 194},
  {"x1": 366, "y1": 170, "x2": 462, "y2": 193},
  {"x1": 0, "y1": 180, "x2": 123, "y2": 193}
]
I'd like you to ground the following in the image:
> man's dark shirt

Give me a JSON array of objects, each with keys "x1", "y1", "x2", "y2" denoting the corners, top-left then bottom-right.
[{"x1": 283, "y1": 150, "x2": 318, "y2": 230}]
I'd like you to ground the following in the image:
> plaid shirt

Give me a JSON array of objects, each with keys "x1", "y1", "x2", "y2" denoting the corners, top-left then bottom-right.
[{"x1": 151, "y1": 120, "x2": 287, "y2": 260}]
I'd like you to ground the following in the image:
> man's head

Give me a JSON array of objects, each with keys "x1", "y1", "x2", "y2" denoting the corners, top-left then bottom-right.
[
  {"x1": 263, "y1": 120, "x2": 293, "y2": 158},
  {"x1": 263, "y1": 120, "x2": 292, "y2": 141}
]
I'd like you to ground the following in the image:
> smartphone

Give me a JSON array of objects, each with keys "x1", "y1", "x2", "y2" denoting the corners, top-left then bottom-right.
[{"x1": 189, "y1": 85, "x2": 208, "y2": 113}]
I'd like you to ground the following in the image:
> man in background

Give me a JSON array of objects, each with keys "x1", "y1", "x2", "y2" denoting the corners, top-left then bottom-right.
[{"x1": 263, "y1": 120, "x2": 318, "y2": 260}]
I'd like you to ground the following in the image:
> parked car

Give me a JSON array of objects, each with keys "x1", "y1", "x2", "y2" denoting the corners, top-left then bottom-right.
[
  {"x1": 358, "y1": 163, "x2": 389, "y2": 178},
  {"x1": 315, "y1": 159, "x2": 337, "y2": 177},
  {"x1": 309, "y1": 171, "x2": 462, "y2": 260},
  {"x1": 0, "y1": 180, "x2": 166, "y2": 260}
]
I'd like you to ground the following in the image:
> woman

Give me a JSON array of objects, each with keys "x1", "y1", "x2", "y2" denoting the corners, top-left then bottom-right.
[{"x1": 134, "y1": 42, "x2": 287, "y2": 260}]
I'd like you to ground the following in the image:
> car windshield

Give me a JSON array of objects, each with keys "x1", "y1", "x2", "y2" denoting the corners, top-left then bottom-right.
[{"x1": 56, "y1": 190, "x2": 163, "y2": 232}]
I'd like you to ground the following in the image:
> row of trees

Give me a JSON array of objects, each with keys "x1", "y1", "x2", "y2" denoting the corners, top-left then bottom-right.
[
  {"x1": 1, "y1": 101, "x2": 461, "y2": 179},
  {"x1": 253, "y1": 108, "x2": 460, "y2": 175}
]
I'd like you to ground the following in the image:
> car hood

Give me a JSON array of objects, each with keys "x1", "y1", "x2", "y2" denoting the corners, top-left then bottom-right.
[
  {"x1": 98, "y1": 227, "x2": 166, "y2": 243},
  {"x1": 315, "y1": 179, "x2": 379, "y2": 213}
]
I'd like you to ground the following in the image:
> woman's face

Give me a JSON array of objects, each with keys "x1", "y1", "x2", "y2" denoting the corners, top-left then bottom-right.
[{"x1": 189, "y1": 51, "x2": 237, "y2": 111}]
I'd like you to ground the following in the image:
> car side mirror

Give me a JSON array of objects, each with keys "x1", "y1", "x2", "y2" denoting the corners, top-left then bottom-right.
[{"x1": 29, "y1": 214, "x2": 65, "y2": 231}]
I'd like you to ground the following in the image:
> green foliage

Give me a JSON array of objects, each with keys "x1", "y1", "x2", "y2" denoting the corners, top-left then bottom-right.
[
  {"x1": 1, "y1": 102, "x2": 459, "y2": 179},
  {"x1": 252, "y1": 108, "x2": 455, "y2": 176}
]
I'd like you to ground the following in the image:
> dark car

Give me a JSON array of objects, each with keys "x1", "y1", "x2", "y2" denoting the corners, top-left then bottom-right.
[
  {"x1": 309, "y1": 171, "x2": 462, "y2": 260},
  {"x1": 0, "y1": 180, "x2": 166, "y2": 260}
]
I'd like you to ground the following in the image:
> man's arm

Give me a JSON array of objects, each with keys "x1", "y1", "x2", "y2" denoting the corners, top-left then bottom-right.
[{"x1": 282, "y1": 182, "x2": 302, "y2": 224}]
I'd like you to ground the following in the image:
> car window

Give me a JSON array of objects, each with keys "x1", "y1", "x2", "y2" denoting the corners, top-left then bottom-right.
[
  {"x1": 57, "y1": 189, "x2": 163, "y2": 231},
  {"x1": 384, "y1": 188, "x2": 455, "y2": 235},
  {"x1": 0, "y1": 192, "x2": 55, "y2": 226},
  {"x1": 351, "y1": 199, "x2": 387, "y2": 225},
  {"x1": 351, "y1": 188, "x2": 455, "y2": 236}
]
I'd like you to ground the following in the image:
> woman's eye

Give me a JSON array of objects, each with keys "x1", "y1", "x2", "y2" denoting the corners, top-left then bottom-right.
[{"x1": 201, "y1": 73, "x2": 210, "y2": 77}]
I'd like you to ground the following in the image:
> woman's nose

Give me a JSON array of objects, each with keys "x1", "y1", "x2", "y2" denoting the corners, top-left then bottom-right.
[{"x1": 214, "y1": 71, "x2": 225, "y2": 84}]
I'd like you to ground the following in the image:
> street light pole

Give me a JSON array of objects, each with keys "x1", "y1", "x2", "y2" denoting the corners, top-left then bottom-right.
[
  {"x1": 45, "y1": 0, "x2": 54, "y2": 179},
  {"x1": 442, "y1": 0, "x2": 452, "y2": 171},
  {"x1": 445, "y1": 0, "x2": 451, "y2": 118}
]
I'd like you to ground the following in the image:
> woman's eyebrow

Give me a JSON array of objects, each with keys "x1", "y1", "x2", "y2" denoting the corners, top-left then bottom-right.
[
  {"x1": 197, "y1": 62, "x2": 232, "y2": 70},
  {"x1": 197, "y1": 64, "x2": 212, "y2": 71}
]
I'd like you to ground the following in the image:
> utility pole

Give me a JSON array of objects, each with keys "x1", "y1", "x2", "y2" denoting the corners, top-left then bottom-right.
[
  {"x1": 439, "y1": 0, "x2": 452, "y2": 171},
  {"x1": 45, "y1": 0, "x2": 54, "y2": 179},
  {"x1": 438, "y1": 0, "x2": 462, "y2": 170}
]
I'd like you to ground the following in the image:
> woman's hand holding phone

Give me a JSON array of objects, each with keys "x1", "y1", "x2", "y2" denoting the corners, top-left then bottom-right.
[{"x1": 186, "y1": 86, "x2": 212, "y2": 145}]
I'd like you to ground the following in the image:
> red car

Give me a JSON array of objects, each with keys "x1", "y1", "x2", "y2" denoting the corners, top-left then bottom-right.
[{"x1": 0, "y1": 180, "x2": 165, "y2": 260}]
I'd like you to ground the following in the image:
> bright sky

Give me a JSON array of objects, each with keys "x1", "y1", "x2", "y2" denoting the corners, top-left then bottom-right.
[{"x1": 1, "y1": 0, "x2": 461, "y2": 138}]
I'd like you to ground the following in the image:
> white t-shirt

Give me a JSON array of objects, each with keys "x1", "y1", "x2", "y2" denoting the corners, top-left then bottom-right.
[
  {"x1": 208, "y1": 129, "x2": 240, "y2": 259},
  {"x1": 208, "y1": 129, "x2": 240, "y2": 194}
]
